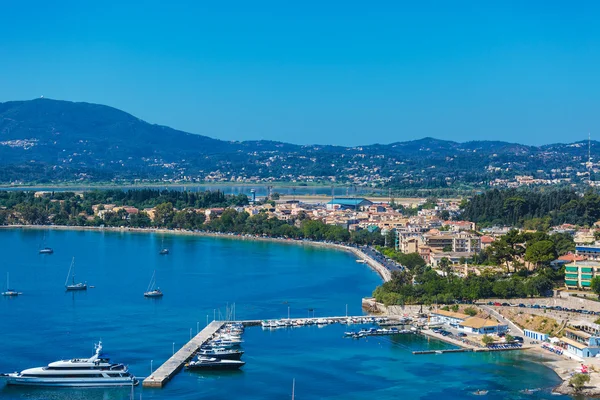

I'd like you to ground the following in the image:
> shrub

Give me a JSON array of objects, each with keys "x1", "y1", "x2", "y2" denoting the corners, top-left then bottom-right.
[{"x1": 464, "y1": 307, "x2": 477, "y2": 316}]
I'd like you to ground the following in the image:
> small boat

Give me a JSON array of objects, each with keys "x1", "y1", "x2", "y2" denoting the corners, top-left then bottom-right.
[
  {"x1": 39, "y1": 234, "x2": 53, "y2": 254},
  {"x1": 185, "y1": 357, "x2": 245, "y2": 370},
  {"x1": 473, "y1": 389, "x2": 488, "y2": 396},
  {"x1": 65, "y1": 257, "x2": 87, "y2": 291},
  {"x1": 144, "y1": 270, "x2": 163, "y2": 298},
  {"x1": 1, "y1": 273, "x2": 22, "y2": 296},
  {"x1": 356, "y1": 259, "x2": 366, "y2": 263},
  {"x1": 196, "y1": 348, "x2": 244, "y2": 360},
  {"x1": 159, "y1": 238, "x2": 169, "y2": 255}
]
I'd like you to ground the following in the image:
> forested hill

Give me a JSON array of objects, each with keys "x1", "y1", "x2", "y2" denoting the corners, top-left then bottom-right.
[
  {"x1": 460, "y1": 189, "x2": 600, "y2": 227},
  {"x1": 0, "y1": 98, "x2": 598, "y2": 186}
]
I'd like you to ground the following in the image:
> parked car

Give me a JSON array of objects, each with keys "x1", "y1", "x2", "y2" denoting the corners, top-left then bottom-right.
[{"x1": 457, "y1": 332, "x2": 467, "y2": 337}]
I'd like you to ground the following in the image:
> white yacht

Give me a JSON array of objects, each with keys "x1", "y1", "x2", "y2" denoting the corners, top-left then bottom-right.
[{"x1": 1, "y1": 342, "x2": 137, "y2": 387}]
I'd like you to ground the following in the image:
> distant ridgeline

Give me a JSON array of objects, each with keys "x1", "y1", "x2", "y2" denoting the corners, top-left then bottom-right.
[
  {"x1": 0, "y1": 98, "x2": 599, "y2": 187},
  {"x1": 459, "y1": 188, "x2": 600, "y2": 227}
]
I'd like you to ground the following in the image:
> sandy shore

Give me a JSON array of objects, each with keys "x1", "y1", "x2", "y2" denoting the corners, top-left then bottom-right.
[{"x1": 0, "y1": 224, "x2": 391, "y2": 282}]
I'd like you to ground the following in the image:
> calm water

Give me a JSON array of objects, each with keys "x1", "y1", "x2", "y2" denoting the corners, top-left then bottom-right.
[{"x1": 0, "y1": 229, "x2": 569, "y2": 399}]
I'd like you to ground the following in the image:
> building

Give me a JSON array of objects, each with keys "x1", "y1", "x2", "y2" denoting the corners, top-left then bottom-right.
[
  {"x1": 561, "y1": 327, "x2": 600, "y2": 358},
  {"x1": 430, "y1": 310, "x2": 468, "y2": 326},
  {"x1": 326, "y1": 198, "x2": 373, "y2": 211},
  {"x1": 576, "y1": 245, "x2": 600, "y2": 261},
  {"x1": 524, "y1": 329, "x2": 549, "y2": 342},
  {"x1": 564, "y1": 261, "x2": 600, "y2": 290},
  {"x1": 430, "y1": 310, "x2": 507, "y2": 334},
  {"x1": 458, "y1": 317, "x2": 507, "y2": 335},
  {"x1": 423, "y1": 232, "x2": 481, "y2": 253}
]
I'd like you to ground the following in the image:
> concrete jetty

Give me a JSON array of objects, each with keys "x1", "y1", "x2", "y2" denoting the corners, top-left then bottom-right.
[{"x1": 143, "y1": 321, "x2": 224, "y2": 388}]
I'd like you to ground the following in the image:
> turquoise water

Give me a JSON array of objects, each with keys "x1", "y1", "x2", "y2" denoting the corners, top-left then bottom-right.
[{"x1": 0, "y1": 229, "x2": 570, "y2": 399}]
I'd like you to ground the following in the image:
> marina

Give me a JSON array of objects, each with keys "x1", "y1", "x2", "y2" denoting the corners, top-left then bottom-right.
[
  {"x1": 0, "y1": 229, "x2": 568, "y2": 400},
  {"x1": 143, "y1": 321, "x2": 225, "y2": 388}
]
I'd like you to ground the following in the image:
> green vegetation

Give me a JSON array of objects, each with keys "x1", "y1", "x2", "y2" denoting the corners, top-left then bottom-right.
[
  {"x1": 0, "y1": 190, "x2": 386, "y2": 246},
  {"x1": 463, "y1": 307, "x2": 477, "y2": 316},
  {"x1": 375, "y1": 247, "x2": 426, "y2": 269},
  {"x1": 569, "y1": 373, "x2": 590, "y2": 392},
  {"x1": 591, "y1": 276, "x2": 600, "y2": 299},
  {"x1": 481, "y1": 335, "x2": 494, "y2": 346},
  {"x1": 475, "y1": 229, "x2": 573, "y2": 271},
  {"x1": 461, "y1": 188, "x2": 600, "y2": 227}
]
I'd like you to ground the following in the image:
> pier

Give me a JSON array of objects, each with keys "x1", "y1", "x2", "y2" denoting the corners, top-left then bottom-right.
[{"x1": 143, "y1": 321, "x2": 224, "y2": 388}]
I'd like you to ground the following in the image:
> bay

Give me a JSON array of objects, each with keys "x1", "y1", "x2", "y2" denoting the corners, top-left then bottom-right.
[{"x1": 0, "y1": 229, "x2": 569, "y2": 399}]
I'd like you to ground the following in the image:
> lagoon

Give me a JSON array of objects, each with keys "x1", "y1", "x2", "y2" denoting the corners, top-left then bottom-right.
[{"x1": 0, "y1": 229, "x2": 569, "y2": 399}]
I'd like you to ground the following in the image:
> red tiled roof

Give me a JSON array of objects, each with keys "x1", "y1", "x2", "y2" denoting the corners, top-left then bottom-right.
[{"x1": 558, "y1": 253, "x2": 587, "y2": 262}]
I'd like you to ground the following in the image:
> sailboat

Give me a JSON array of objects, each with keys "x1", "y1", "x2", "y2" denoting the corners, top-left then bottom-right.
[
  {"x1": 65, "y1": 257, "x2": 87, "y2": 291},
  {"x1": 39, "y1": 233, "x2": 53, "y2": 254},
  {"x1": 144, "y1": 270, "x2": 163, "y2": 298},
  {"x1": 1, "y1": 273, "x2": 22, "y2": 296},
  {"x1": 159, "y1": 238, "x2": 169, "y2": 255}
]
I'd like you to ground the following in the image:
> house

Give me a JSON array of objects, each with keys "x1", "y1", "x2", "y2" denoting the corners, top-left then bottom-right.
[
  {"x1": 560, "y1": 327, "x2": 600, "y2": 358},
  {"x1": 458, "y1": 317, "x2": 508, "y2": 335},
  {"x1": 430, "y1": 310, "x2": 507, "y2": 334},
  {"x1": 430, "y1": 310, "x2": 468, "y2": 327}
]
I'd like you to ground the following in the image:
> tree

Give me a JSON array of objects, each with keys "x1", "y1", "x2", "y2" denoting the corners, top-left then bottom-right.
[
  {"x1": 463, "y1": 306, "x2": 477, "y2": 316},
  {"x1": 591, "y1": 276, "x2": 600, "y2": 299},
  {"x1": 439, "y1": 257, "x2": 452, "y2": 281},
  {"x1": 505, "y1": 334, "x2": 514, "y2": 343},
  {"x1": 270, "y1": 192, "x2": 280, "y2": 200},
  {"x1": 385, "y1": 229, "x2": 396, "y2": 248},
  {"x1": 569, "y1": 373, "x2": 590, "y2": 392},
  {"x1": 481, "y1": 334, "x2": 494, "y2": 347},
  {"x1": 154, "y1": 202, "x2": 175, "y2": 227},
  {"x1": 524, "y1": 240, "x2": 557, "y2": 269}
]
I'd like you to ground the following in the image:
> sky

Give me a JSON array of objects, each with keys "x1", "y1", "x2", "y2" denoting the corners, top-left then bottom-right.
[{"x1": 0, "y1": 1, "x2": 599, "y2": 146}]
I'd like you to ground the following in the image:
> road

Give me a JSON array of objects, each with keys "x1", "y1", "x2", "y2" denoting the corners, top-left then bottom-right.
[
  {"x1": 480, "y1": 305, "x2": 524, "y2": 336},
  {"x1": 361, "y1": 246, "x2": 403, "y2": 273}
]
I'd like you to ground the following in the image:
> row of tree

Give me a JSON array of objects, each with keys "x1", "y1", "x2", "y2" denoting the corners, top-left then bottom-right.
[
  {"x1": 373, "y1": 263, "x2": 556, "y2": 306},
  {"x1": 460, "y1": 188, "x2": 600, "y2": 227}
]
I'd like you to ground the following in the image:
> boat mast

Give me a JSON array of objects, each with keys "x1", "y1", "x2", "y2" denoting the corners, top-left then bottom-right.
[{"x1": 65, "y1": 257, "x2": 75, "y2": 287}]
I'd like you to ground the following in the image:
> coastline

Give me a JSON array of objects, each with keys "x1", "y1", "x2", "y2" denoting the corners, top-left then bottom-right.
[{"x1": 0, "y1": 224, "x2": 391, "y2": 282}]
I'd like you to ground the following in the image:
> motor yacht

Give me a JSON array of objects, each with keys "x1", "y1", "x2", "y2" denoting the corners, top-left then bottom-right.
[
  {"x1": 1, "y1": 342, "x2": 137, "y2": 387},
  {"x1": 196, "y1": 348, "x2": 244, "y2": 360},
  {"x1": 185, "y1": 356, "x2": 245, "y2": 370}
]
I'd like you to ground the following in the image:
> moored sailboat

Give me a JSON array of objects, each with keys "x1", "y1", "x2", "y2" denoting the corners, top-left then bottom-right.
[
  {"x1": 65, "y1": 258, "x2": 87, "y2": 291},
  {"x1": 144, "y1": 270, "x2": 163, "y2": 298},
  {"x1": 1, "y1": 273, "x2": 22, "y2": 296}
]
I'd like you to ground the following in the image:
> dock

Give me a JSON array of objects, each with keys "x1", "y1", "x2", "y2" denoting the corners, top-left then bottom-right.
[
  {"x1": 143, "y1": 321, "x2": 224, "y2": 388},
  {"x1": 413, "y1": 348, "x2": 472, "y2": 355}
]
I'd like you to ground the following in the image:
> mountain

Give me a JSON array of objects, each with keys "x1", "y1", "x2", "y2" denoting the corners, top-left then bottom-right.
[{"x1": 0, "y1": 98, "x2": 596, "y2": 187}]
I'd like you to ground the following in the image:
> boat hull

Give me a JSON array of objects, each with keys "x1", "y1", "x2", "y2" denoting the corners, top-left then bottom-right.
[
  {"x1": 3, "y1": 376, "x2": 137, "y2": 387},
  {"x1": 65, "y1": 285, "x2": 87, "y2": 291},
  {"x1": 185, "y1": 362, "x2": 244, "y2": 371},
  {"x1": 197, "y1": 351, "x2": 244, "y2": 360}
]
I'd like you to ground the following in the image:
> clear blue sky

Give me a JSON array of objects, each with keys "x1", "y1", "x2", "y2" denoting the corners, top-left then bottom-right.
[{"x1": 1, "y1": 1, "x2": 598, "y2": 146}]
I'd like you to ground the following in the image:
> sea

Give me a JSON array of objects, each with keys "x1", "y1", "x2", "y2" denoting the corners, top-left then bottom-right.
[{"x1": 0, "y1": 229, "x2": 572, "y2": 400}]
